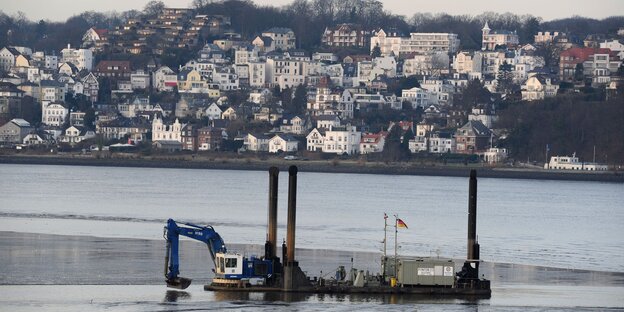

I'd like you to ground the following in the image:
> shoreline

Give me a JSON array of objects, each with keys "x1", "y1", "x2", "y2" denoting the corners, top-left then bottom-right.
[{"x1": 1, "y1": 154, "x2": 622, "y2": 182}]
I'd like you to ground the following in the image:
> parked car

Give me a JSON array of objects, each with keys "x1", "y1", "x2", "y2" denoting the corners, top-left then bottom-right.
[{"x1": 284, "y1": 155, "x2": 298, "y2": 160}]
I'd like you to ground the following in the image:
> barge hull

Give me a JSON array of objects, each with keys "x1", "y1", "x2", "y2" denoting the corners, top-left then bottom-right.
[{"x1": 204, "y1": 284, "x2": 491, "y2": 297}]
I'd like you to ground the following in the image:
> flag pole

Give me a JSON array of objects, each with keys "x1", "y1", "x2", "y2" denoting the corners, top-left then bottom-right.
[
  {"x1": 383, "y1": 213, "x2": 387, "y2": 259},
  {"x1": 394, "y1": 214, "x2": 398, "y2": 279},
  {"x1": 383, "y1": 213, "x2": 387, "y2": 280}
]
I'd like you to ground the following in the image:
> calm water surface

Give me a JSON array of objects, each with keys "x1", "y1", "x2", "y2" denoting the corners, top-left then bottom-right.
[
  {"x1": 0, "y1": 164, "x2": 623, "y2": 310},
  {"x1": 1, "y1": 164, "x2": 622, "y2": 271}
]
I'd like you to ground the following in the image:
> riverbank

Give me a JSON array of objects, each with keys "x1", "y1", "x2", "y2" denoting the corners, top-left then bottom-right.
[{"x1": 1, "y1": 154, "x2": 622, "y2": 182}]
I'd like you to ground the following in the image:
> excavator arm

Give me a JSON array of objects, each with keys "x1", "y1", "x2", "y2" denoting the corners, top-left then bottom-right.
[{"x1": 164, "y1": 218, "x2": 226, "y2": 289}]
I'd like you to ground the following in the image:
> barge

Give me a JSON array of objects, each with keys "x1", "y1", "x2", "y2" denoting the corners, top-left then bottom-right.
[{"x1": 166, "y1": 166, "x2": 490, "y2": 297}]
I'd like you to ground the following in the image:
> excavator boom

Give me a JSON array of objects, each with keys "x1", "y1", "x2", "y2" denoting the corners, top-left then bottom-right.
[{"x1": 164, "y1": 219, "x2": 226, "y2": 289}]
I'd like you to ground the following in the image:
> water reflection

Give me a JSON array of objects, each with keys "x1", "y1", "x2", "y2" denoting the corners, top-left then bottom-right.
[
  {"x1": 164, "y1": 290, "x2": 191, "y2": 302},
  {"x1": 210, "y1": 290, "x2": 486, "y2": 305}
]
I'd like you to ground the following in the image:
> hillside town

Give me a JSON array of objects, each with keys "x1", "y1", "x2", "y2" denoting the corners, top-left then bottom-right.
[{"x1": 1, "y1": 4, "x2": 623, "y2": 167}]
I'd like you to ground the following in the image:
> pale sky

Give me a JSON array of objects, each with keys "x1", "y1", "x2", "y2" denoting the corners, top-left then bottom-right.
[{"x1": 2, "y1": 0, "x2": 623, "y2": 22}]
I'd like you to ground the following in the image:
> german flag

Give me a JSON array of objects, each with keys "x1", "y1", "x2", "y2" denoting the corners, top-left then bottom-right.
[{"x1": 397, "y1": 218, "x2": 408, "y2": 229}]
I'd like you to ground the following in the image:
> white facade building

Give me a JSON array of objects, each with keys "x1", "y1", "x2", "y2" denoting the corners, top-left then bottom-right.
[
  {"x1": 265, "y1": 56, "x2": 306, "y2": 90},
  {"x1": 306, "y1": 128, "x2": 325, "y2": 152},
  {"x1": 152, "y1": 115, "x2": 183, "y2": 142},
  {"x1": 268, "y1": 134, "x2": 298, "y2": 153},
  {"x1": 322, "y1": 125, "x2": 361, "y2": 155},
  {"x1": 152, "y1": 66, "x2": 178, "y2": 92},
  {"x1": 402, "y1": 87, "x2": 436, "y2": 108},
  {"x1": 60, "y1": 44, "x2": 93, "y2": 71},
  {"x1": 370, "y1": 30, "x2": 459, "y2": 56},
  {"x1": 42, "y1": 102, "x2": 68, "y2": 126}
]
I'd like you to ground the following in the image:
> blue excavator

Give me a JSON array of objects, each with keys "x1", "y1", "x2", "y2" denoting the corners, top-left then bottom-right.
[{"x1": 164, "y1": 218, "x2": 280, "y2": 289}]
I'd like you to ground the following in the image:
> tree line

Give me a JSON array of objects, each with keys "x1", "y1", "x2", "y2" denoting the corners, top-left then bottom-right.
[{"x1": 497, "y1": 93, "x2": 624, "y2": 165}]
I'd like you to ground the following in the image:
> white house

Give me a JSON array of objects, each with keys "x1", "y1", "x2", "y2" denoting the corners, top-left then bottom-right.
[
  {"x1": 60, "y1": 44, "x2": 93, "y2": 71},
  {"x1": 261, "y1": 27, "x2": 296, "y2": 51},
  {"x1": 152, "y1": 66, "x2": 178, "y2": 92},
  {"x1": 0, "y1": 47, "x2": 21, "y2": 71},
  {"x1": 306, "y1": 128, "x2": 325, "y2": 152},
  {"x1": 268, "y1": 134, "x2": 299, "y2": 153},
  {"x1": 408, "y1": 136, "x2": 427, "y2": 153},
  {"x1": 243, "y1": 133, "x2": 270, "y2": 152},
  {"x1": 316, "y1": 115, "x2": 341, "y2": 129},
  {"x1": 248, "y1": 62, "x2": 266, "y2": 88},
  {"x1": 211, "y1": 67, "x2": 239, "y2": 91},
  {"x1": 40, "y1": 102, "x2": 67, "y2": 127},
  {"x1": 481, "y1": 22, "x2": 519, "y2": 51},
  {"x1": 152, "y1": 115, "x2": 184, "y2": 142},
  {"x1": 483, "y1": 147, "x2": 508, "y2": 164},
  {"x1": 453, "y1": 51, "x2": 483, "y2": 74},
  {"x1": 81, "y1": 72, "x2": 99, "y2": 103},
  {"x1": 359, "y1": 132, "x2": 386, "y2": 154},
  {"x1": 39, "y1": 80, "x2": 66, "y2": 105},
  {"x1": 60, "y1": 126, "x2": 96, "y2": 144},
  {"x1": 279, "y1": 115, "x2": 309, "y2": 135},
  {"x1": 130, "y1": 70, "x2": 150, "y2": 90},
  {"x1": 521, "y1": 74, "x2": 559, "y2": 101},
  {"x1": 401, "y1": 87, "x2": 436, "y2": 108},
  {"x1": 322, "y1": 125, "x2": 361, "y2": 155},
  {"x1": 428, "y1": 134, "x2": 456, "y2": 154},
  {"x1": 203, "y1": 103, "x2": 223, "y2": 120}
]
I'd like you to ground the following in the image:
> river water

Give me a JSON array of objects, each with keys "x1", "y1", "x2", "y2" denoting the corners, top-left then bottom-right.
[{"x1": 0, "y1": 163, "x2": 623, "y2": 310}]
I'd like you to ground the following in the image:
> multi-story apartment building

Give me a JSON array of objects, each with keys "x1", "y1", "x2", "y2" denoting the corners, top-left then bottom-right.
[
  {"x1": 399, "y1": 33, "x2": 460, "y2": 55},
  {"x1": 60, "y1": 44, "x2": 93, "y2": 71},
  {"x1": 370, "y1": 30, "x2": 459, "y2": 56},
  {"x1": 265, "y1": 56, "x2": 306, "y2": 90},
  {"x1": 322, "y1": 23, "x2": 369, "y2": 48},
  {"x1": 559, "y1": 47, "x2": 612, "y2": 81}
]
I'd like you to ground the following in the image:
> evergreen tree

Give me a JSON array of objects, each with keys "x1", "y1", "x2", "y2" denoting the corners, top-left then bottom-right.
[
  {"x1": 371, "y1": 44, "x2": 381, "y2": 58},
  {"x1": 292, "y1": 84, "x2": 307, "y2": 115},
  {"x1": 496, "y1": 61, "x2": 515, "y2": 95},
  {"x1": 574, "y1": 63, "x2": 585, "y2": 82}
]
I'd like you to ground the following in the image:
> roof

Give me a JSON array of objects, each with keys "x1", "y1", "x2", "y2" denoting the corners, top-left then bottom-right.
[
  {"x1": 95, "y1": 60, "x2": 131, "y2": 72},
  {"x1": 3, "y1": 47, "x2": 21, "y2": 56},
  {"x1": 560, "y1": 47, "x2": 612, "y2": 61},
  {"x1": 94, "y1": 28, "x2": 108, "y2": 37},
  {"x1": 457, "y1": 120, "x2": 491, "y2": 137},
  {"x1": 317, "y1": 115, "x2": 340, "y2": 121},
  {"x1": 248, "y1": 132, "x2": 270, "y2": 140},
  {"x1": 0, "y1": 81, "x2": 23, "y2": 92},
  {"x1": 10, "y1": 118, "x2": 31, "y2": 127},
  {"x1": 272, "y1": 133, "x2": 298, "y2": 142},
  {"x1": 39, "y1": 80, "x2": 63, "y2": 88},
  {"x1": 264, "y1": 27, "x2": 294, "y2": 34}
]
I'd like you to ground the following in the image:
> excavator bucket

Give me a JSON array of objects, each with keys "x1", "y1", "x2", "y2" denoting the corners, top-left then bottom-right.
[{"x1": 166, "y1": 277, "x2": 192, "y2": 289}]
